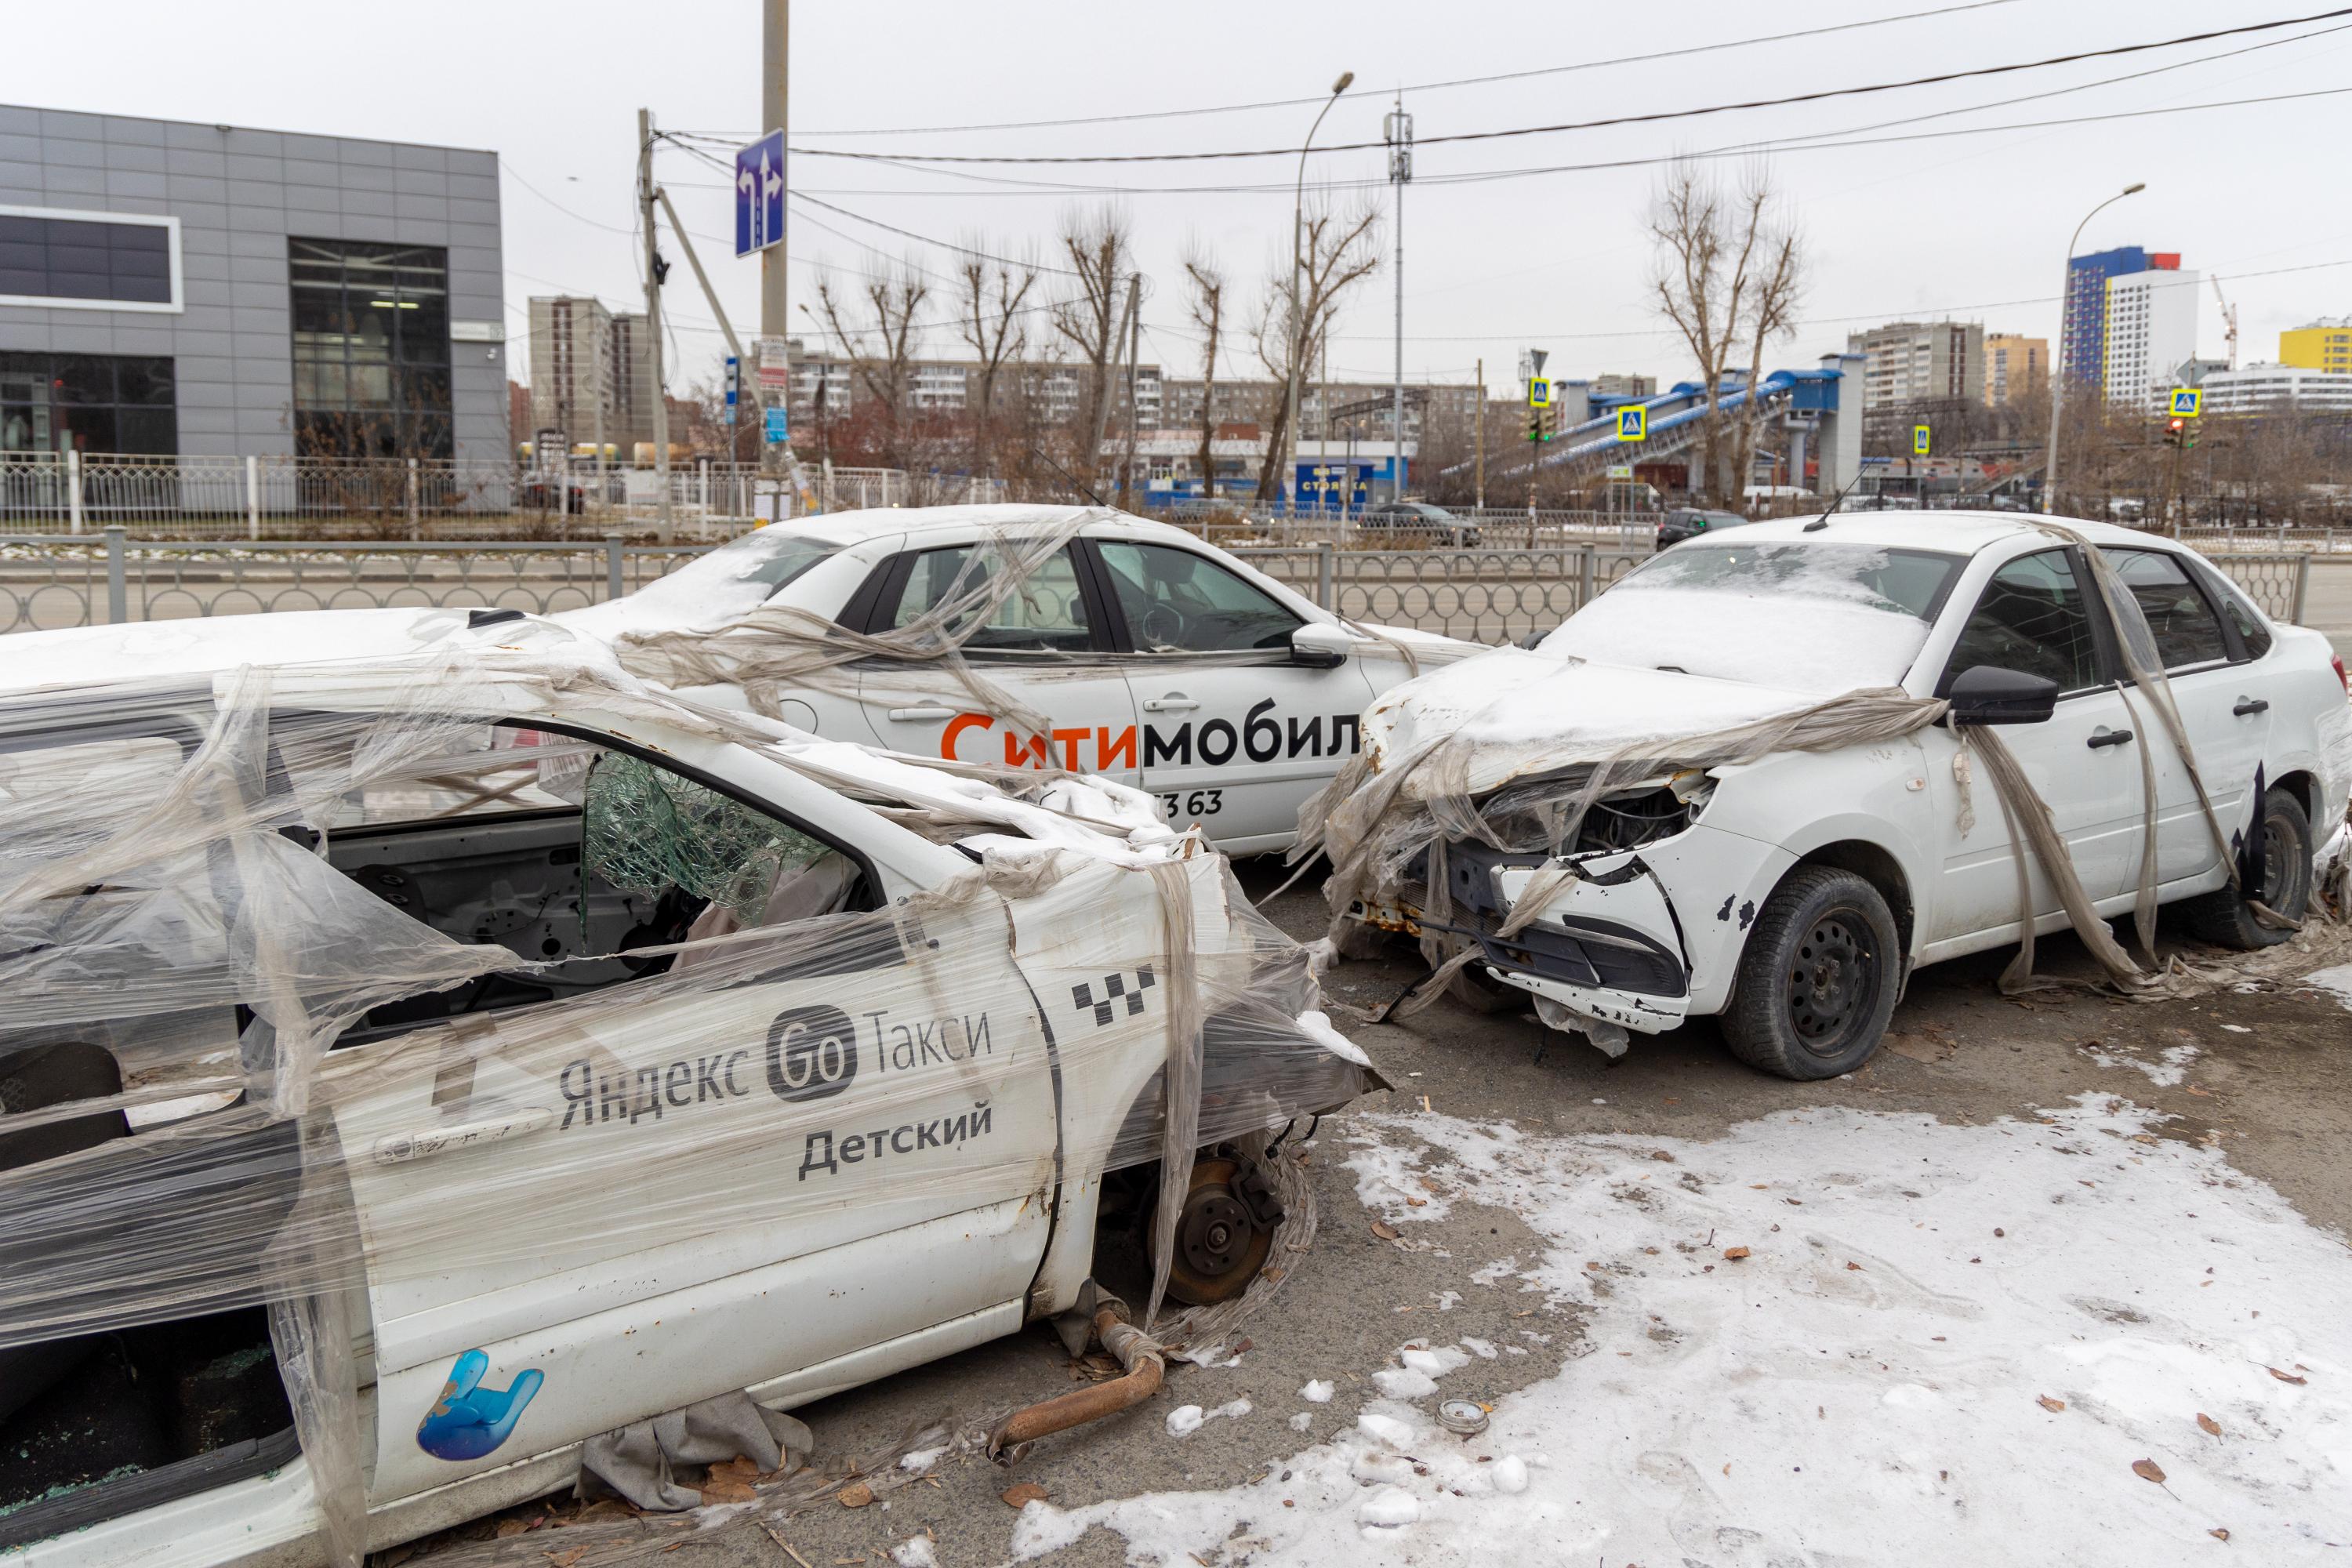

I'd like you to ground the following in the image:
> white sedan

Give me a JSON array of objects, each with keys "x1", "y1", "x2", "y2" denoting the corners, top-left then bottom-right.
[
  {"x1": 1344, "y1": 514, "x2": 2352, "y2": 1078},
  {"x1": 0, "y1": 608, "x2": 1375, "y2": 1566},
  {"x1": 561, "y1": 506, "x2": 1475, "y2": 855}
]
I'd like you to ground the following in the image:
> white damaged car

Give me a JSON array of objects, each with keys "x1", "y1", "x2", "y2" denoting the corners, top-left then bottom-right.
[
  {"x1": 0, "y1": 608, "x2": 1377, "y2": 1565},
  {"x1": 560, "y1": 505, "x2": 1476, "y2": 854},
  {"x1": 1338, "y1": 514, "x2": 2351, "y2": 1078}
]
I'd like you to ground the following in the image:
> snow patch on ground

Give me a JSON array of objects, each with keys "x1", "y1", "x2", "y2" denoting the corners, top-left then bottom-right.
[
  {"x1": 2080, "y1": 1040, "x2": 2200, "y2": 1087},
  {"x1": 1009, "y1": 1099, "x2": 2352, "y2": 1566},
  {"x1": 1299, "y1": 1380, "x2": 1334, "y2": 1403},
  {"x1": 1166, "y1": 1399, "x2": 1251, "y2": 1437},
  {"x1": 2300, "y1": 964, "x2": 2352, "y2": 1012},
  {"x1": 889, "y1": 1537, "x2": 938, "y2": 1567}
]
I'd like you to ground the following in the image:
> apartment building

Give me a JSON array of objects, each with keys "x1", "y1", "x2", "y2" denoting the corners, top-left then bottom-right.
[
  {"x1": 2102, "y1": 263, "x2": 2201, "y2": 409},
  {"x1": 1982, "y1": 333, "x2": 2045, "y2": 405},
  {"x1": 1846, "y1": 321, "x2": 1984, "y2": 408},
  {"x1": 2280, "y1": 318, "x2": 2351, "y2": 376},
  {"x1": 2198, "y1": 362, "x2": 2352, "y2": 413}
]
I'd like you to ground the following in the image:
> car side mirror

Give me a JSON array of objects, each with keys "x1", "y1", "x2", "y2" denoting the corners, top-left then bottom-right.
[
  {"x1": 1945, "y1": 664, "x2": 2059, "y2": 725},
  {"x1": 1290, "y1": 622, "x2": 1353, "y2": 670}
]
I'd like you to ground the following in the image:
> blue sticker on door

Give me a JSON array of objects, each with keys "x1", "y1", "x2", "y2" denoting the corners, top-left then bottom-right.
[{"x1": 416, "y1": 1348, "x2": 543, "y2": 1461}]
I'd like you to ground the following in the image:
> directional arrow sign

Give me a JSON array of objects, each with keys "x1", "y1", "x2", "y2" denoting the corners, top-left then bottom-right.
[{"x1": 735, "y1": 130, "x2": 786, "y2": 257}]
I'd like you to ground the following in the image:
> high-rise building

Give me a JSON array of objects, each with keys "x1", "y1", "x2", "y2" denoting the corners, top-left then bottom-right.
[
  {"x1": 608, "y1": 311, "x2": 659, "y2": 455},
  {"x1": 1845, "y1": 321, "x2": 1984, "y2": 408},
  {"x1": 527, "y1": 296, "x2": 615, "y2": 455},
  {"x1": 2280, "y1": 318, "x2": 2352, "y2": 376},
  {"x1": 2102, "y1": 263, "x2": 2201, "y2": 409},
  {"x1": 1982, "y1": 334, "x2": 2046, "y2": 405},
  {"x1": 2061, "y1": 247, "x2": 2154, "y2": 393}
]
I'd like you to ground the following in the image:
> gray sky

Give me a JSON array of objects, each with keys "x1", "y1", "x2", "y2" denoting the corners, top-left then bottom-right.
[{"x1": 16, "y1": 0, "x2": 2351, "y2": 397}]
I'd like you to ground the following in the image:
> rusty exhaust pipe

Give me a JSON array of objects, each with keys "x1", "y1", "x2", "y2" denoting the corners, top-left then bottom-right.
[{"x1": 985, "y1": 1303, "x2": 1166, "y2": 1463}]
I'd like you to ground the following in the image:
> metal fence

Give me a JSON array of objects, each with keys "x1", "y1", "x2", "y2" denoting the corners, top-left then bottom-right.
[
  {"x1": 1169, "y1": 506, "x2": 1662, "y2": 550},
  {"x1": 0, "y1": 530, "x2": 2324, "y2": 645},
  {"x1": 0, "y1": 454, "x2": 989, "y2": 541}
]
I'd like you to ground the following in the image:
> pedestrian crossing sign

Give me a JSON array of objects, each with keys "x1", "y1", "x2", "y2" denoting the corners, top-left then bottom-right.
[
  {"x1": 1528, "y1": 377, "x2": 1552, "y2": 409},
  {"x1": 1616, "y1": 407, "x2": 1645, "y2": 442},
  {"x1": 1912, "y1": 424, "x2": 1931, "y2": 457},
  {"x1": 2170, "y1": 387, "x2": 2201, "y2": 418}
]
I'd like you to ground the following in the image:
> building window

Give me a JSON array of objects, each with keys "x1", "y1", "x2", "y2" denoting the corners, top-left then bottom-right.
[
  {"x1": 289, "y1": 238, "x2": 452, "y2": 459},
  {"x1": 0, "y1": 206, "x2": 180, "y2": 312},
  {"x1": 0, "y1": 351, "x2": 177, "y2": 455}
]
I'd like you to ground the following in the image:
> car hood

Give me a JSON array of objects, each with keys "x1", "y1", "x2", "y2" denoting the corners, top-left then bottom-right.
[{"x1": 1361, "y1": 645, "x2": 1829, "y2": 799}]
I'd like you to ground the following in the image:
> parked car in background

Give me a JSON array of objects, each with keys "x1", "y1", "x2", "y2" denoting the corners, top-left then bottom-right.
[
  {"x1": 1348, "y1": 513, "x2": 2350, "y2": 1080},
  {"x1": 561, "y1": 506, "x2": 1479, "y2": 855},
  {"x1": 1655, "y1": 506, "x2": 1756, "y2": 547},
  {"x1": 1358, "y1": 502, "x2": 1479, "y2": 547}
]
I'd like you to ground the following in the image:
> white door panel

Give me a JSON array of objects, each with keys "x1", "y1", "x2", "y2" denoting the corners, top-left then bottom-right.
[
  {"x1": 859, "y1": 661, "x2": 1142, "y2": 786},
  {"x1": 1127, "y1": 660, "x2": 1376, "y2": 844}
]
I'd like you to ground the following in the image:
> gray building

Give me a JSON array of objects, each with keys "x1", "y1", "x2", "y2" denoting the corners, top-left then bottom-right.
[
  {"x1": 1845, "y1": 320, "x2": 1985, "y2": 410},
  {"x1": 0, "y1": 103, "x2": 506, "y2": 464}
]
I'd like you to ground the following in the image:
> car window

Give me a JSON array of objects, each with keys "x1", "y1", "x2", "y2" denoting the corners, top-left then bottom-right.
[
  {"x1": 887, "y1": 544, "x2": 1092, "y2": 654},
  {"x1": 1942, "y1": 549, "x2": 2103, "y2": 695},
  {"x1": 2185, "y1": 557, "x2": 2275, "y2": 659},
  {"x1": 2100, "y1": 549, "x2": 2229, "y2": 670},
  {"x1": 1096, "y1": 540, "x2": 1301, "y2": 653}
]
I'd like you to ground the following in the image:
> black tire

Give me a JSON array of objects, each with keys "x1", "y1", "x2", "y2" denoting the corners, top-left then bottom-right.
[
  {"x1": 1722, "y1": 866, "x2": 1900, "y2": 1080},
  {"x1": 2179, "y1": 785, "x2": 2313, "y2": 949},
  {"x1": 1421, "y1": 935, "x2": 1523, "y2": 1014}
]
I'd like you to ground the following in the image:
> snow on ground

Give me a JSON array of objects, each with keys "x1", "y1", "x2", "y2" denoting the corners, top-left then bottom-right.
[
  {"x1": 1007, "y1": 1099, "x2": 2352, "y2": 1566},
  {"x1": 2300, "y1": 964, "x2": 2352, "y2": 1011},
  {"x1": 2079, "y1": 1040, "x2": 2200, "y2": 1087}
]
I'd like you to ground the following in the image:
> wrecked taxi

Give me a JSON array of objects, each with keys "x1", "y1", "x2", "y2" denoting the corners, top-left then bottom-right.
[
  {"x1": 0, "y1": 607, "x2": 1377, "y2": 1565},
  {"x1": 1333, "y1": 513, "x2": 2350, "y2": 1079}
]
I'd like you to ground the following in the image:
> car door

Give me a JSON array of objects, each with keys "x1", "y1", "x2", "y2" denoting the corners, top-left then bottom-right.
[
  {"x1": 2099, "y1": 546, "x2": 2271, "y2": 889},
  {"x1": 323, "y1": 724, "x2": 1058, "y2": 1506},
  {"x1": 855, "y1": 539, "x2": 1142, "y2": 786},
  {"x1": 1089, "y1": 538, "x2": 1377, "y2": 849},
  {"x1": 1919, "y1": 546, "x2": 2145, "y2": 947}
]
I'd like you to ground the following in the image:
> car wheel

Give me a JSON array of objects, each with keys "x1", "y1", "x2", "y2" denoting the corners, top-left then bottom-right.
[
  {"x1": 1721, "y1": 866, "x2": 1900, "y2": 1080},
  {"x1": 2179, "y1": 785, "x2": 2313, "y2": 949},
  {"x1": 1421, "y1": 935, "x2": 1523, "y2": 1014},
  {"x1": 1155, "y1": 1154, "x2": 1275, "y2": 1306}
]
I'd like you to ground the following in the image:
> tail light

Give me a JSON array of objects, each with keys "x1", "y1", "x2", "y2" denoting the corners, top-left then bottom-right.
[{"x1": 2335, "y1": 653, "x2": 2348, "y2": 696}]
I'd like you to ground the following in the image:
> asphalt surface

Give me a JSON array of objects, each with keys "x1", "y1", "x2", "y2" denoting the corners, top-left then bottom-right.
[{"x1": 399, "y1": 858, "x2": 2352, "y2": 1568}]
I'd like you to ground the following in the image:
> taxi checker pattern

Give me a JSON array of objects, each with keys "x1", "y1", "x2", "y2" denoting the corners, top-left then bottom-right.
[{"x1": 1073, "y1": 965, "x2": 1156, "y2": 1028}]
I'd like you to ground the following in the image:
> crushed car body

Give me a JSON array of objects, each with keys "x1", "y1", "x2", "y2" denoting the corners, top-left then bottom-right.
[
  {"x1": 0, "y1": 605, "x2": 1379, "y2": 1566},
  {"x1": 1308, "y1": 513, "x2": 2352, "y2": 1078}
]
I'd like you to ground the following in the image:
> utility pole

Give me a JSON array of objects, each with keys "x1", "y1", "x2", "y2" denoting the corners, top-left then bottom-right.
[
  {"x1": 1474, "y1": 356, "x2": 1485, "y2": 510},
  {"x1": 760, "y1": 0, "x2": 791, "y2": 503},
  {"x1": 637, "y1": 107, "x2": 673, "y2": 540},
  {"x1": 1386, "y1": 97, "x2": 1412, "y2": 504},
  {"x1": 1123, "y1": 274, "x2": 1142, "y2": 508}
]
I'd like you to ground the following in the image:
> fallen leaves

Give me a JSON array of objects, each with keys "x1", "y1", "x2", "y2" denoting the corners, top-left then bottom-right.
[
  {"x1": 543, "y1": 1552, "x2": 589, "y2": 1568},
  {"x1": 1844, "y1": 1261, "x2": 1864, "y2": 1272},
  {"x1": 1371, "y1": 1221, "x2": 1401, "y2": 1241},
  {"x1": 2132, "y1": 1458, "x2": 2168, "y2": 1485},
  {"x1": 837, "y1": 1481, "x2": 875, "y2": 1508},
  {"x1": 2198, "y1": 1413, "x2": 2223, "y2": 1437},
  {"x1": 2210, "y1": 1528, "x2": 2232, "y2": 1541},
  {"x1": 1722, "y1": 1246, "x2": 1751, "y2": 1261},
  {"x1": 1001, "y1": 1483, "x2": 1048, "y2": 1509},
  {"x1": 2268, "y1": 1367, "x2": 2309, "y2": 1386},
  {"x1": 2037, "y1": 1396, "x2": 2067, "y2": 1414}
]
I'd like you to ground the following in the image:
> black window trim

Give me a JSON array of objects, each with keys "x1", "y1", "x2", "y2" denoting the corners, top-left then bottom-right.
[
  {"x1": 0, "y1": 202, "x2": 183, "y2": 315},
  {"x1": 855, "y1": 538, "x2": 1118, "y2": 659},
  {"x1": 2097, "y1": 544, "x2": 2243, "y2": 674},
  {"x1": 1077, "y1": 536, "x2": 1305, "y2": 660},
  {"x1": 1934, "y1": 543, "x2": 2121, "y2": 702}
]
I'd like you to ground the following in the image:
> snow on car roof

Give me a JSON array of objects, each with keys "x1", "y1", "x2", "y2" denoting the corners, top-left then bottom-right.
[
  {"x1": 1720, "y1": 510, "x2": 2165, "y2": 555},
  {"x1": 731, "y1": 503, "x2": 1200, "y2": 551}
]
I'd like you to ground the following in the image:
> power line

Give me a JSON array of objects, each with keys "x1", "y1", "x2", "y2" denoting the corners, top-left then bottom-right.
[
  {"x1": 741, "y1": 1, "x2": 2027, "y2": 140},
  {"x1": 786, "y1": 8, "x2": 2352, "y2": 165}
]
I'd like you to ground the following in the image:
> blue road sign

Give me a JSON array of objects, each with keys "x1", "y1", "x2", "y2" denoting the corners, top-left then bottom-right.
[
  {"x1": 763, "y1": 406, "x2": 789, "y2": 445},
  {"x1": 735, "y1": 131, "x2": 786, "y2": 258},
  {"x1": 724, "y1": 356, "x2": 739, "y2": 425},
  {"x1": 1616, "y1": 407, "x2": 1646, "y2": 442}
]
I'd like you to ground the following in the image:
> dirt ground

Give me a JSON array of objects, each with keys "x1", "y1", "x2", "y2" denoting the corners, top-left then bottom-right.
[{"x1": 398, "y1": 861, "x2": 2352, "y2": 1568}]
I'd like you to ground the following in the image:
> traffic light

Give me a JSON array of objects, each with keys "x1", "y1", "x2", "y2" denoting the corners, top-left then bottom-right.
[
  {"x1": 2163, "y1": 417, "x2": 2186, "y2": 448},
  {"x1": 1527, "y1": 411, "x2": 1546, "y2": 444}
]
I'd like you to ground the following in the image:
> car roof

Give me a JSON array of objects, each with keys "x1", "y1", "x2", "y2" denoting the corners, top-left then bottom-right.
[
  {"x1": 736, "y1": 503, "x2": 1208, "y2": 552},
  {"x1": 0, "y1": 607, "x2": 579, "y2": 703},
  {"x1": 1703, "y1": 510, "x2": 2170, "y2": 555}
]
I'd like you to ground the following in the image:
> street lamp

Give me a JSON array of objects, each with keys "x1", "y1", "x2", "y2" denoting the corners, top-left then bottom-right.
[
  {"x1": 2045, "y1": 182, "x2": 2145, "y2": 515},
  {"x1": 1282, "y1": 70, "x2": 1352, "y2": 517}
]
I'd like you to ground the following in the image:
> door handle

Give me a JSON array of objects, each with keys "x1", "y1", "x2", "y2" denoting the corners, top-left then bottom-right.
[
  {"x1": 372, "y1": 1106, "x2": 554, "y2": 1166},
  {"x1": 1142, "y1": 696, "x2": 1200, "y2": 713},
  {"x1": 2233, "y1": 697, "x2": 2270, "y2": 717},
  {"x1": 2086, "y1": 727, "x2": 2135, "y2": 750},
  {"x1": 886, "y1": 706, "x2": 958, "y2": 721}
]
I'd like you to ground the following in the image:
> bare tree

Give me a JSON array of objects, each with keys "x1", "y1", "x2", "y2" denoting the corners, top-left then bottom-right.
[
  {"x1": 1250, "y1": 199, "x2": 1383, "y2": 501},
  {"x1": 954, "y1": 238, "x2": 1038, "y2": 482},
  {"x1": 813, "y1": 260, "x2": 930, "y2": 466},
  {"x1": 1051, "y1": 205, "x2": 1135, "y2": 479},
  {"x1": 1181, "y1": 243, "x2": 1227, "y2": 499},
  {"x1": 1648, "y1": 161, "x2": 1806, "y2": 507}
]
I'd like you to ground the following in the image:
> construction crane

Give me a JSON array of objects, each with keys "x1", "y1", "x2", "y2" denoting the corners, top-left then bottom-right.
[{"x1": 2211, "y1": 275, "x2": 2239, "y2": 371}]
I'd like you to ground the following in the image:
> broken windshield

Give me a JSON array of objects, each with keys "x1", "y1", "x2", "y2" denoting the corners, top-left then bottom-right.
[{"x1": 1539, "y1": 542, "x2": 1966, "y2": 693}]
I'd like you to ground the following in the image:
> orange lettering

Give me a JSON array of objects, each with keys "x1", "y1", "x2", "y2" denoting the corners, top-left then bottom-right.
[
  {"x1": 1098, "y1": 724, "x2": 1137, "y2": 772},
  {"x1": 1004, "y1": 731, "x2": 1053, "y2": 769},
  {"x1": 940, "y1": 712, "x2": 993, "y2": 761},
  {"x1": 1051, "y1": 728, "x2": 1088, "y2": 771}
]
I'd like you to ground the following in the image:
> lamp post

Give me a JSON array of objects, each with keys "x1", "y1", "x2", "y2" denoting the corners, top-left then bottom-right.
[
  {"x1": 1282, "y1": 70, "x2": 1352, "y2": 517},
  {"x1": 2045, "y1": 182, "x2": 2145, "y2": 515}
]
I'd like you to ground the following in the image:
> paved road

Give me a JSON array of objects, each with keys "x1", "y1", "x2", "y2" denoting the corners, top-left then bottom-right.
[{"x1": 403, "y1": 861, "x2": 2352, "y2": 1567}]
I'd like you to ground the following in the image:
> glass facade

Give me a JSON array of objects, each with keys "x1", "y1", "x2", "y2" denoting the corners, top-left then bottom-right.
[
  {"x1": 289, "y1": 238, "x2": 452, "y2": 459},
  {"x1": 0, "y1": 351, "x2": 177, "y2": 455},
  {"x1": 0, "y1": 212, "x2": 173, "y2": 307}
]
